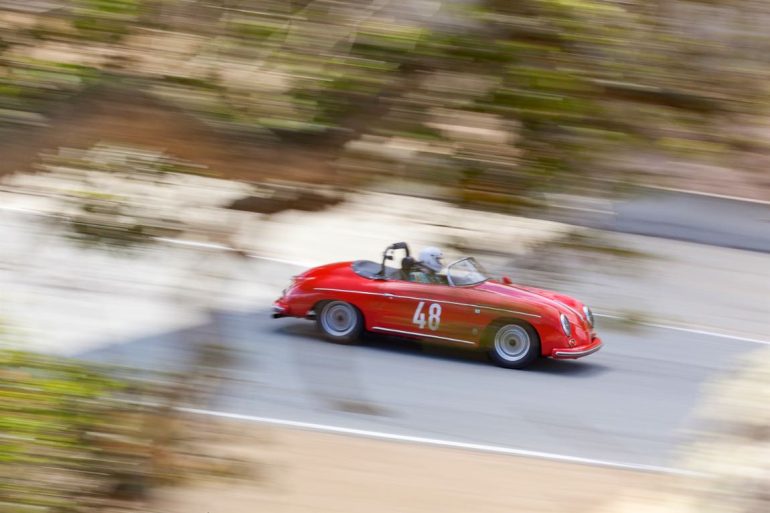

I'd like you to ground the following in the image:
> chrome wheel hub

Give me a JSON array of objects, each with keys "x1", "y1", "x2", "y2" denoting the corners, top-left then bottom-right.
[
  {"x1": 494, "y1": 325, "x2": 531, "y2": 362},
  {"x1": 321, "y1": 302, "x2": 356, "y2": 336}
]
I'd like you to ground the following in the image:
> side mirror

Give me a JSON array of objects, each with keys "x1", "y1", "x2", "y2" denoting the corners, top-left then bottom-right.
[{"x1": 502, "y1": 276, "x2": 513, "y2": 285}]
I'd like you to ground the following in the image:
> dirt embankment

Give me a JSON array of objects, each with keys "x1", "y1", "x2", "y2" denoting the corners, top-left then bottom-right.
[
  {"x1": 154, "y1": 422, "x2": 664, "y2": 513},
  {"x1": 0, "y1": 84, "x2": 343, "y2": 185}
]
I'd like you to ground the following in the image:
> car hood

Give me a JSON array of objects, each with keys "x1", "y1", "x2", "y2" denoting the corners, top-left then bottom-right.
[{"x1": 475, "y1": 281, "x2": 585, "y2": 319}]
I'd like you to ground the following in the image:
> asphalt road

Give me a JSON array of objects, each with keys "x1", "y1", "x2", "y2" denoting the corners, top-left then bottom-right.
[
  {"x1": 78, "y1": 311, "x2": 762, "y2": 469},
  {"x1": 5, "y1": 185, "x2": 765, "y2": 470},
  {"x1": 543, "y1": 188, "x2": 770, "y2": 253}
]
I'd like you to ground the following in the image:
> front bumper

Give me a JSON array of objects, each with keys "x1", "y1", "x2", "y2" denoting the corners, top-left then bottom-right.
[
  {"x1": 551, "y1": 337, "x2": 602, "y2": 359},
  {"x1": 271, "y1": 301, "x2": 287, "y2": 319}
]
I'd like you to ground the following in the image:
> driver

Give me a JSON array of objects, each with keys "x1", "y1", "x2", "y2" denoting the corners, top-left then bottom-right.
[
  {"x1": 418, "y1": 247, "x2": 444, "y2": 274},
  {"x1": 406, "y1": 247, "x2": 447, "y2": 284}
]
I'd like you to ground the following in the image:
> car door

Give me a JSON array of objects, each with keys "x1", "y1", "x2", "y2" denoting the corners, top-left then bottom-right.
[{"x1": 373, "y1": 279, "x2": 480, "y2": 346}]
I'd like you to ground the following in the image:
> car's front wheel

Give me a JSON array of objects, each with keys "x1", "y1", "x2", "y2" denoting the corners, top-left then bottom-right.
[
  {"x1": 316, "y1": 301, "x2": 363, "y2": 344},
  {"x1": 488, "y1": 322, "x2": 540, "y2": 369}
]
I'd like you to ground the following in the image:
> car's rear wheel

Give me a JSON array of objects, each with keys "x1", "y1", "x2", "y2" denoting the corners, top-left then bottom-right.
[
  {"x1": 317, "y1": 301, "x2": 363, "y2": 344},
  {"x1": 488, "y1": 322, "x2": 540, "y2": 369}
]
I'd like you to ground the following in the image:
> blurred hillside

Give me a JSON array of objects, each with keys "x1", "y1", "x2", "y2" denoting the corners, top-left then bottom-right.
[
  {"x1": 2, "y1": 4, "x2": 769, "y2": 512},
  {"x1": 1, "y1": 0, "x2": 770, "y2": 204}
]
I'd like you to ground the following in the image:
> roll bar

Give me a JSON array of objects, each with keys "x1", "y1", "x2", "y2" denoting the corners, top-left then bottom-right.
[{"x1": 379, "y1": 242, "x2": 410, "y2": 277}]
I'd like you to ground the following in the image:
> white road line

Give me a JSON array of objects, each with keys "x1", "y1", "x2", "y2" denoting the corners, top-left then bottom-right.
[
  {"x1": 154, "y1": 237, "x2": 232, "y2": 251},
  {"x1": 0, "y1": 204, "x2": 61, "y2": 218},
  {"x1": 153, "y1": 237, "x2": 316, "y2": 268},
  {"x1": 639, "y1": 184, "x2": 770, "y2": 205},
  {"x1": 249, "y1": 255, "x2": 316, "y2": 268},
  {"x1": 548, "y1": 204, "x2": 616, "y2": 215},
  {"x1": 594, "y1": 313, "x2": 770, "y2": 345},
  {"x1": 179, "y1": 407, "x2": 697, "y2": 476}
]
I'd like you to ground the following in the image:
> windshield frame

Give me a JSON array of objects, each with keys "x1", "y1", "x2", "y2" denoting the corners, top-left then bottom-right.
[{"x1": 445, "y1": 257, "x2": 490, "y2": 287}]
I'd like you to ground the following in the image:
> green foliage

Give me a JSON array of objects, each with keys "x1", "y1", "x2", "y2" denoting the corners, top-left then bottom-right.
[
  {"x1": 230, "y1": 18, "x2": 287, "y2": 43},
  {"x1": 0, "y1": 350, "x2": 124, "y2": 510},
  {"x1": 0, "y1": 57, "x2": 101, "y2": 127},
  {"x1": 81, "y1": 0, "x2": 138, "y2": 16},
  {"x1": 0, "y1": 343, "x2": 248, "y2": 511},
  {"x1": 2, "y1": 0, "x2": 769, "y2": 207},
  {"x1": 27, "y1": 145, "x2": 219, "y2": 250},
  {"x1": 72, "y1": 0, "x2": 139, "y2": 41}
]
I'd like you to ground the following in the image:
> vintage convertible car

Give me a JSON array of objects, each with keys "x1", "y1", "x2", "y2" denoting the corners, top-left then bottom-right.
[{"x1": 272, "y1": 242, "x2": 602, "y2": 369}]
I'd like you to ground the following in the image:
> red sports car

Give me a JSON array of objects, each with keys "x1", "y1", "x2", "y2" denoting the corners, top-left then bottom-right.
[{"x1": 272, "y1": 242, "x2": 602, "y2": 369}]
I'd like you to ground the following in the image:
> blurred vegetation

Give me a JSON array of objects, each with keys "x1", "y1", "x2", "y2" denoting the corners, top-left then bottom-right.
[
  {"x1": 37, "y1": 145, "x2": 209, "y2": 249},
  {"x1": 0, "y1": 350, "x2": 123, "y2": 511},
  {"x1": 1, "y1": 0, "x2": 770, "y2": 207},
  {"x1": 507, "y1": 227, "x2": 650, "y2": 285},
  {"x1": 0, "y1": 342, "x2": 247, "y2": 512}
]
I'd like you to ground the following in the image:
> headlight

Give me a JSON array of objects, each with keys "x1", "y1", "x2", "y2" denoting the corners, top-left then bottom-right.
[
  {"x1": 583, "y1": 306, "x2": 594, "y2": 327},
  {"x1": 560, "y1": 314, "x2": 571, "y2": 337}
]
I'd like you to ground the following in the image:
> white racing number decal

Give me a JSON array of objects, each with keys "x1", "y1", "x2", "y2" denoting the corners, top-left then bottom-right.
[{"x1": 412, "y1": 301, "x2": 442, "y2": 331}]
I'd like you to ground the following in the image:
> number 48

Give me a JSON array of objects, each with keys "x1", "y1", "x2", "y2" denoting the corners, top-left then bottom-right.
[{"x1": 412, "y1": 301, "x2": 441, "y2": 331}]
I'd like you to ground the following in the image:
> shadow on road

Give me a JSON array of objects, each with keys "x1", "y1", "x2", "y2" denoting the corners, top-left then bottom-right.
[
  {"x1": 76, "y1": 311, "x2": 611, "y2": 427},
  {"x1": 527, "y1": 357, "x2": 611, "y2": 377}
]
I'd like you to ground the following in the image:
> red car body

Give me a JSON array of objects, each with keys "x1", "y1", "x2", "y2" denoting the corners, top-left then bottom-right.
[{"x1": 272, "y1": 245, "x2": 602, "y2": 368}]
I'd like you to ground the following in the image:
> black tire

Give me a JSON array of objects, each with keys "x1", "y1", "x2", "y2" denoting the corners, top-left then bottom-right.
[
  {"x1": 487, "y1": 322, "x2": 540, "y2": 369},
  {"x1": 316, "y1": 301, "x2": 364, "y2": 344}
]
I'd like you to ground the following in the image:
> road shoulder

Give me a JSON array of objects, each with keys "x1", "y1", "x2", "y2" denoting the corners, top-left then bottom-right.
[{"x1": 154, "y1": 422, "x2": 668, "y2": 513}]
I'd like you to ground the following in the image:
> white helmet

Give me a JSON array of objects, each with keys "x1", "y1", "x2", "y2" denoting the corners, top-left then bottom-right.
[{"x1": 419, "y1": 247, "x2": 444, "y2": 272}]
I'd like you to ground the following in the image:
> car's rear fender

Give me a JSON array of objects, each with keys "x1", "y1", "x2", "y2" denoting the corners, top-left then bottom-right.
[
  {"x1": 298, "y1": 264, "x2": 381, "y2": 325},
  {"x1": 310, "y1": 296, "x2": 369, "y2": 325}
]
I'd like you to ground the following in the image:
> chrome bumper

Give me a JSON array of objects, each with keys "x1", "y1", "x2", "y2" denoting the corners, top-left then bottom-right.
[{"x1": 552, "y1": 341, "x2": 602, "y2": 359}]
